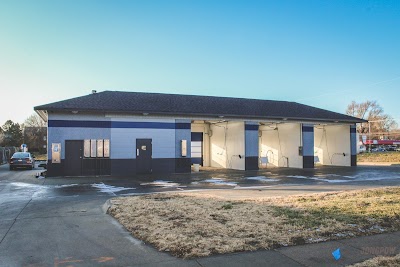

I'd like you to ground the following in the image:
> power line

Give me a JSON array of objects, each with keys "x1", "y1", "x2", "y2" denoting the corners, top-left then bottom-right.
[{"x1": 295, "y1": 74, "x2": 400, "y2": 102}]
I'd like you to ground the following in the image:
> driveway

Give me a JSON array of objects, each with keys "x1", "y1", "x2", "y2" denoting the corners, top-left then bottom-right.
[{"x1": 0, "y1": 163, "x2": 399, "y2": 266}]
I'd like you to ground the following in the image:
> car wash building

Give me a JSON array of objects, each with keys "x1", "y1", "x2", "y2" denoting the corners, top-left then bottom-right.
[{"x1": 34, "y1": 91, "x2": 365, "y2": 177}]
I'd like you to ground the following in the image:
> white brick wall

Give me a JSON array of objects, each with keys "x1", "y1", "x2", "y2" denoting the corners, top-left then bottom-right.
[
  {"x1": 314, "y1": 125, "x2": 351, "y2": 166},
  {"x1": 210, "y1": 121, "x2": 245, "y2": 170},
  {"x1": 259, "y1": 123, "x2": 302, "y2": 168}
]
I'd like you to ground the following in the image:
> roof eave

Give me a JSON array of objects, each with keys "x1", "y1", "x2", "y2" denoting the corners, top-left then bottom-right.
[
  {"x1": 34, "y1": 107, "x2": 366, "y2": 124},
  {"x1": 34, "y1": 109, "x2": 48, "y2": 122}
]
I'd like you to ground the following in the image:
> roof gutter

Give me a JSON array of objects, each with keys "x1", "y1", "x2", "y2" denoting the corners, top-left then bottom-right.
[{"x1": 34, "y1": 107, "x2": 367, "y2": 124}]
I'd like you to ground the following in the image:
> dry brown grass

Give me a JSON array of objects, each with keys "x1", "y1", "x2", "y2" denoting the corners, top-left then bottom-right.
[
  {"x1": 33, "y1": 154, "x2": 47, "y2": 161},
  {"x1": 108, "y1": 187, "x2": 400, "y2": 258},
  {"x1": 348, "y1": 253, "x2": 400, "y2": 267},
  {"x1": 358, "y1": 152, "x2": 400, "y2": 163}
]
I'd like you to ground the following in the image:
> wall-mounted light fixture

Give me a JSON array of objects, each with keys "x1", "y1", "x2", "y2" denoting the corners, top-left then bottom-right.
[{"x1": 72, "y1": 110, "x2": 78, "y2": 114}]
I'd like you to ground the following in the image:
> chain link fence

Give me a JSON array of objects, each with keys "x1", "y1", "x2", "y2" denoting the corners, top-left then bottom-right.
[{"x1": 0, "y1": 147, "x2": 19, "y2": 165}]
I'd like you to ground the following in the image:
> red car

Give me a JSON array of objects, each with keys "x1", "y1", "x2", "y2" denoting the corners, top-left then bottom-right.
[{"x1": 9, "y1": 152, "x2": 35, "y2": 170}]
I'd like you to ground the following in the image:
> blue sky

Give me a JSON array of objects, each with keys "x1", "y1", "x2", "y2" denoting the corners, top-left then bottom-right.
[{"x1": 1, "y1": 0, "x2": 399, "y2": 125}]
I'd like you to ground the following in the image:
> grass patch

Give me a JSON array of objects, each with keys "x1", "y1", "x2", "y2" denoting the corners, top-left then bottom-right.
[
  {"x1": 33, "y1": 154, "x2": 47, "y2": 161},
  {"x1": 108, "y1": 187, "x2": 400, "y2": 258},
  {"x1": 221, "y1": 203, "x2": 233, "y2": 210},
  {"x1": 358, "y1": 152, "x2": 400, "y2": 163},
  {"x1": 349, "y1": 253, "x2": 400, "y2": 267}
]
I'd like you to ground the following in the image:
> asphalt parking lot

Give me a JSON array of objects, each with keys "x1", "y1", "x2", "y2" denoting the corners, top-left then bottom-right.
[{"x1": 0, "y1": 163, "x2": 399, "y2": 266}]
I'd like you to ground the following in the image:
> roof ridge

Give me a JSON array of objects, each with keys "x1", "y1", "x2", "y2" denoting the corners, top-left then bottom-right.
[
  {"x1": 34, "y1": 90, "x2": 366, "y2": 123},
  {"x1": 101, "y1": 90, "x2": 293, "y2": 104}
]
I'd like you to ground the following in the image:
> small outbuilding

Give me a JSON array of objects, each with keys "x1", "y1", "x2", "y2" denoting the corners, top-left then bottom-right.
[{"x1": 34, "y1": 91, "x2": 365, "y2": 177}]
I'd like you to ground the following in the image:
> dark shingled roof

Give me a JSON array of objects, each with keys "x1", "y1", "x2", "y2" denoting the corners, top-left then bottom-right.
[{"x1": 34, "y1": 91, "x2": 366, "y2": 123}]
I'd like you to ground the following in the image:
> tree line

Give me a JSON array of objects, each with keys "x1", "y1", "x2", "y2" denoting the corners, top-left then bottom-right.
[
  {"x1": 346, "y1": 100, "x2": 399, "y2": 139},
  {"x1": 0, "y1": 114, "x2": 46, "y2": 153}
]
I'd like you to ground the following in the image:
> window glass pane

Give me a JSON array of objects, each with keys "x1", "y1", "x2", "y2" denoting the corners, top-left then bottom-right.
[
  {"x1": 97, "y1": 139, "x2": 104, "y2": 157},
  {"x1": 104, "y1": 140, "x2": 110, "y2": 157},
  {"x1": 90, "y1": 139, "x2": 97, "y2": 157},
  {"x1": 84, "y1": 140, "x2": 90, "y2": 158}
]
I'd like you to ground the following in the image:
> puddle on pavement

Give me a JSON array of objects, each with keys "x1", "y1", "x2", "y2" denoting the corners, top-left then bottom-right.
[
  {"x1": 201, "y1": 178, "x2": 238, "y2": 186},
  {"x1": 10, "y1": 182, "x2": 46, "y2": 189},
  {"x1": 140, "y1": 180, "x2": 182, "y2": 188},
  {"x1": 246, "y1": 176, "x2": 279, "y2": 182},
  {"x1": 91, "y1": 183, "x2": 136, "y2": 194},
  {"x1": 54, "y1": 184, "x2": 79, "y2": 188}
]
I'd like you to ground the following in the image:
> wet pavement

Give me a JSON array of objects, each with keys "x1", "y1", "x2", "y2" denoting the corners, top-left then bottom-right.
[
  {"x1": 0, "y1": 162, "x2": 399, "y2": 266},
  {"x1": 30, "y1": 164, "x2": 400, "y2": 197},
  {"x1": 1, "y1": 163, "x2": 400, "y2": 200}
]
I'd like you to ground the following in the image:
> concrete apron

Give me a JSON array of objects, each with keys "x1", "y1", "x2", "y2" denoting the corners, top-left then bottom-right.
[
  {"x1": 1, "y1": 163, "x2": 400, "y2": 266},
  {"x1": 2, "y1": 193, "x2": 399, "y2": 267}
]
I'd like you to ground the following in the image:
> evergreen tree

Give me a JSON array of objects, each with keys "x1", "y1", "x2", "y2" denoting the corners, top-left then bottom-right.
[{"x1": 1, "y1": 120, "x2": 23, "y2": 147}]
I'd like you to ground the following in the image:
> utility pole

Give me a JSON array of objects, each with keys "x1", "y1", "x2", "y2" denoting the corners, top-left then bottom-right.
[
  {"x1": 368, "y1": 119, "x2": 389, "y2": 152},
  {"x1": 368, "y1": 121, "x2": 371, "y2": 152}
]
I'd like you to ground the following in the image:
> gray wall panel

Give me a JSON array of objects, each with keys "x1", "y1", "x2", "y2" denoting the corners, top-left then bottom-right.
[
  {"x1": 110, "y1": 128, "x2": 175, "y2": 159},
  {"x1": 350, "y1": 125, "x2": 357, "y2": 156},
  {"x1": 111, "y1": 159, "x2": 136, "y2": 176},
  {"x1": 48, "y1": 127, "x2": 111, "y2": 160},
  {"x1": 302, "y1": 124, "x2": 314, "y2": 157},
  {"x1": 350, "y1": 125, "x2": 357, "y2": 166},
  {"x1": 245, "y1": 156, "x2": 258, "y2": 170},
  {"x1": 302, "y1": 124, "x2": 314, "y2": 168},
  {"x1": 49, "y1": 113, "x2": 109, "y2": 121},
  {"x1": 245, "y1": 122, "x2": 259, "y2": 157},
  {"x1": 175, "y1": 119, "x2": 191, "y2": 159}
]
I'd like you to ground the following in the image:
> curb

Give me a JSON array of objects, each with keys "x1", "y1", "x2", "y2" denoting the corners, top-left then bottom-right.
[
  {"x1": 358, "y1": 162, "x2": 400, "y2": 166},
  {"x1": 102, "y1": 199, "x2": 112, "y2": 214}
]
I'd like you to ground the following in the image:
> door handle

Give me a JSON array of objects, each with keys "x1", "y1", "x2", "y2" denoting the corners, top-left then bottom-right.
[{"x1": 137, "y1": 149, "x2": 139, "y2": 156}]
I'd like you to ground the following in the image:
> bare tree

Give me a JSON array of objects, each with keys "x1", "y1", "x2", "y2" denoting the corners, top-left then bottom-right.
[
  {"x1": 24, "y1": 113, "x2": 46, "y2": 127},
  {"x1": 23, "y1": 113, "x2": 47, "y2": 153},
  {"x1": 346, "y1": 100, "x2": 397, "y2": 137}
]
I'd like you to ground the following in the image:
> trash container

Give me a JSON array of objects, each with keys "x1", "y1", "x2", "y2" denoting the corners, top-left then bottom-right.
[{"x1": 193, "y1": 164, "x2": 200, "y2": 172}]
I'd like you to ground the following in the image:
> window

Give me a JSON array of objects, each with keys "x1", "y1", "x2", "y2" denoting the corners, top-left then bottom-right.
[
  {"x1": 84, "y1": 140, "x2": 91, "y2": 157},
  {"x1": 84, "y1": 139, "x2": 110, "y2": 158},
  {"x1": 90, "y1": 139, "x2": 97, "y2": 158},
  {"x1": 104, "y1": 140, "x2": 110, "y2": 157},
  {"x1": 97, "y1": 140, "x2": 104, "y2": 157}
]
